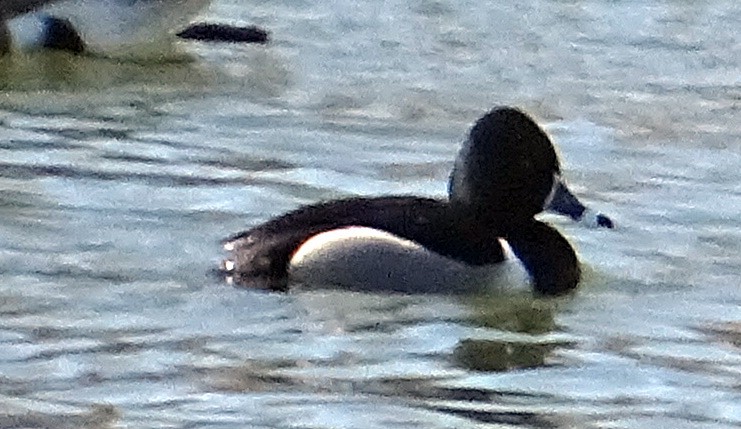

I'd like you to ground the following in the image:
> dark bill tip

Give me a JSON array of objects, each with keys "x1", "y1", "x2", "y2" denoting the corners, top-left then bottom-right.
[
  {"x1": 546, "y1": 179, "x2": 614, "y2": 229},
  {"x1": 595, "y1": 213, "x2": 614, "y2": 229}
]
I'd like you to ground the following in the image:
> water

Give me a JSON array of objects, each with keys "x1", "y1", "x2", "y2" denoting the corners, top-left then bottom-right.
[{"x1": 0, "y1": 0, "x2": 739, "y2": 427}]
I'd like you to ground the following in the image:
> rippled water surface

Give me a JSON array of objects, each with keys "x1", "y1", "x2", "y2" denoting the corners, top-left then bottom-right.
[{"x1": 1, "y1": 1, "x2": 739, "y2": 428}]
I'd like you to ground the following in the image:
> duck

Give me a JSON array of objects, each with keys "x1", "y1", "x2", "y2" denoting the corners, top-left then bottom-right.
[
  {"x1": 0, "y1": 0, "x2": 268, "y2": 58},
  {"x1": 221, "y1": 107, "x2": 614, "y2": 296}
]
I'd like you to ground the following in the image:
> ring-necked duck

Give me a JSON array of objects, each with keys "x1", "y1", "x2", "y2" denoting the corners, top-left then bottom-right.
[
  {"x1": 1, "y1": 0, "x2": 268, "y2": 56},
  {"x1": 222, "y1": 107, "x2": 613, "y2": 296}
]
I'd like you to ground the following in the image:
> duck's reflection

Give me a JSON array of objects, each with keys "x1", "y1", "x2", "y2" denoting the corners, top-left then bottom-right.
[
  {"x1": 189, "y1": 289, "x2": 573, "y2": 426},
  {"x1": 453, "y1": 295, "x2": 571, "y2": 372}
]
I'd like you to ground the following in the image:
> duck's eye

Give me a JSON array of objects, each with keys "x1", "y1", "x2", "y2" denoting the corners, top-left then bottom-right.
[{"x1": 521, "y1": 158, "x2": 533, "y2": 171}]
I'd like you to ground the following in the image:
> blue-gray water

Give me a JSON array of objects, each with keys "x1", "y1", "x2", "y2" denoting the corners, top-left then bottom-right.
[{"x1": 1, "y1": 1, "x2": 739, "y2": 428}]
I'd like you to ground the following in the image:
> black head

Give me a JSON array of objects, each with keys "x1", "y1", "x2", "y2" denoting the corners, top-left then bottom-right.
[{"x1": 449, "y1": 107, "x2": 560, "y2": 223}]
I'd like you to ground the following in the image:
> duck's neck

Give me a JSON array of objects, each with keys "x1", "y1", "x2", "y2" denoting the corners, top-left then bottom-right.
[
  {"x1": 502, "y1": 219, "x2": 581, "y2": 296},
  {"x1": 450, "y1": 206, "x2": 580, "y2": 295},
  {"x1": 451, "y1": 201, "x2": 521, "y2": 234}
]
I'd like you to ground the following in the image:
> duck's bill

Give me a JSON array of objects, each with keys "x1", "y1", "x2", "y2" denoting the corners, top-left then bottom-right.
[{"x1": 546, "y1": 180, "x2": 614, "y2": 228}]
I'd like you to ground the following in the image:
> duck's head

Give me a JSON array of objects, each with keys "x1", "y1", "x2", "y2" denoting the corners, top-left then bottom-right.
[
  {"x1": 449, "y1": 107, "x2": 560, "y2": 224},
  {"x1": 449, "y1": 106, "x2": 614, "y2": 229}
]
